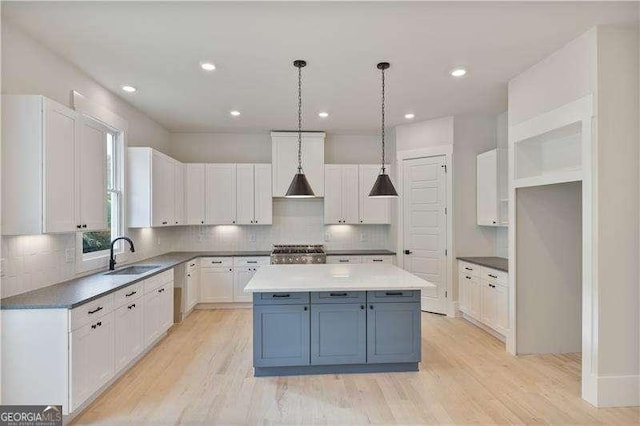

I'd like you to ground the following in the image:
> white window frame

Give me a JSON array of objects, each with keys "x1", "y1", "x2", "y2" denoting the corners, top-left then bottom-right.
[{"x1": 73, "y1": 91, "x2": 129, "y2": 273}]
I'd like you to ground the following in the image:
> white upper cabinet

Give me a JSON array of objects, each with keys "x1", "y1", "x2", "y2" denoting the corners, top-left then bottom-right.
[
  {"x1": 358, "y1": 164, "x2": 391, "y2": 224},
  {"x1": 271, "y1": 132, "x2": 325, "y2": 197},
  {"x1": 324, "y1": 165, "x2": 359, "y2": 224},
  {"x1": 205, "y1": 164, "x2": 237, "y2": 224},
  {"x1": 237, "y1": 164, "x2": 272, "y2": 225},
  {"x1": 173, "y1": 161, "x2": 185, "y2": 226},
  {"x1": 128, "y1": 147, "x2": 176, "y2": 228},
  {"x1": 185, "y1": 164, "x2": 206, "y2": 225},
  {"x1": 477, "y1": 148, "x2": 508, "y2": 227},
  {"x1": 1, "y1": 95, "x2": 108, "y2": 235}
]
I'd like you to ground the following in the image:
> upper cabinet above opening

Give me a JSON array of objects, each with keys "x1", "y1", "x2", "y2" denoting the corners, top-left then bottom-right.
[{"x1": 271, "y1": 132, "x2": 325, "y2": 197}]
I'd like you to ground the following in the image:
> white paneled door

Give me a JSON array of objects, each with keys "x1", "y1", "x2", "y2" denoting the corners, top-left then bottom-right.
[{"x1": 402, "y1": 156, "x2": 448, "y2": 314}]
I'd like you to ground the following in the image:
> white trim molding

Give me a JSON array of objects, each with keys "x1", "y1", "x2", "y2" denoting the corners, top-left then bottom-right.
[{"x1": 396, "y1": 145, "x2": 455, "y2": 317}]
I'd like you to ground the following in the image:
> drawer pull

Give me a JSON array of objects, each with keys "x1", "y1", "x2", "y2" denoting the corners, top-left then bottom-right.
[
  {"x1": 125, "y1": 291, "x2": 137, "y2": 297},
  {"x1": 465, "y1": 276, "x2": 471, "y2": 280},
  {"x1": 88, "y1": 306, "x2": 103, "y2": 315},
  {"x1": 339, "y1": 259, "x2": 349, "y2": 263},
  {"x1": 211, "y1": 261, "x2": 222, "y2": 264},
  {"x1": 329, "y1": 292, "x2": 348, "y2": 297},
  {"x1": 247, "y1": 261, "x2": 258, "y2": 264},
  {"x1": 372, "y1": 259, "x2": 383, "y2": 262},
  {"x1": 272, "y1": 294, "x2": 290, "y2": 298},
  {"x1": 385, "y1": 291, "x2": 403, "y2": 296},
  {"x1": 128, "y1": 303, "x2": 136, "y2": 310},
  {"x1": 158, "y1": 288, "x2": 165, "y2": 293},
  {"x1": 488, "y1": 274, "x2": 498, "y2": 279},
  {"x1": 465, "y1": 267, "x2": 473, "y2": 271}
]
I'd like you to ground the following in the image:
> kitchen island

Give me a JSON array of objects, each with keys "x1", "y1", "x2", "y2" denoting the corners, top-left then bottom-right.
[{"x1": 244, "y1": 263, "x2": 434, "y2": 376}]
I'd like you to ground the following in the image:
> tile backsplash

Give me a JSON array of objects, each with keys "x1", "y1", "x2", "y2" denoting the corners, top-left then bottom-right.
[{"x1": 1, "y1": 199, "x2": 392, "y2": 298}]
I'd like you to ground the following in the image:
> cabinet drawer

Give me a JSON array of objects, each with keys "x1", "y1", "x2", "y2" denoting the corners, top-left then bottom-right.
[
  {"x1": 70, "y1": 294, "x2": 114, "y2": 331},
  {"x1": 254, "y1": 292, "x2": 310, "y2": 305},
  {"x1": 361, "y1": 255, "x2": 395, "y2": 264},
  {"x1": 311, "y1": 291, "x2": 366, "y2": 304},
  {"x1": 367, "y1": 290, "x2": 420, "y2": 303},
  {"x1": 186, "y1": 259, "x2": 199, "y2": 272},
  {"x1": 327, "y1": 256, "x2": 362, "y2": 264},
  {"x1": 113, "y1": 282, "x2": 143, "y2": 309},
  {"x1": 200, "y1": 257, "x2": 233, "y2": 268},
  {"x1": 234, "y1": 256, "x2": 270, "y2": 267},
  {"x1": 458, "y1": 261, "x2": 480, "y2": 277},
  {"x1": 143, "y1": 269, "x2": 173, "y2": 294},
  {"x1": 482, "y1": 267, "x2": 508, "y2": 285}
]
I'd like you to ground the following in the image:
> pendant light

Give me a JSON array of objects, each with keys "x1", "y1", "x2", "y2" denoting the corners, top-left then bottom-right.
[
  {"x1": 369, "y1": 62, "x2": 398, "y2": 198},
  {"x1": 285, "y1": 59, "x2": 315, "y2": 198}
]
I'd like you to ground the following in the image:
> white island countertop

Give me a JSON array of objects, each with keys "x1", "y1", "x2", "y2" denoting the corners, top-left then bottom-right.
[{"x1": 244, "y1": 263, "x2": 435, "y2": 293}]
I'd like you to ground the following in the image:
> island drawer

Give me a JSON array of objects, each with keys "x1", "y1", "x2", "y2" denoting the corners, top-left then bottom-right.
[
  {"x1": 311, "y1": 291, "x2": 366, "y2": 304},
  {"x1": 254, "y1": 292, "x2": 310, "y2": 305},
  {"x1": 367, "y1": 290, "x2": 420, "y2": 303}
]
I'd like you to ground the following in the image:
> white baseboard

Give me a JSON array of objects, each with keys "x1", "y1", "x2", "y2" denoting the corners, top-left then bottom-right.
[
  {"x1": 195, "y1": 302, "x2": 252, "y2": 310},
  {"x1": 589, "y1": 373, "x2": 640, "y2": 407},
  {"x1": 461, "y1": 313, "x2": 506, "y2": 342}
]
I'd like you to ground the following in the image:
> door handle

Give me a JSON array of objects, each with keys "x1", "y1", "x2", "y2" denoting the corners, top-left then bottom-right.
[{"x1": 404, "y1": 250, "x2": 413, "y2": 255}]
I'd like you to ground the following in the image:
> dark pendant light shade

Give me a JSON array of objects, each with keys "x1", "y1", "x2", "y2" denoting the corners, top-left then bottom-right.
[
  {"x1": 369, "y1": 172, "x2": 398, "y2": 197},
  {"x1": 369, "y1": 61, "x2": 398, "y2": 198},
  {"x1": 285, "y1": 59, "x2": 315, "y2": 198},
  {"x1": 286, "y1": 172, "x2": 315, "y2": 198}
]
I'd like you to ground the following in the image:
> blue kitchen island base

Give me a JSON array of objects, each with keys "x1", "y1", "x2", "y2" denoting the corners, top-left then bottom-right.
[
  {"x1": 252, "y1": 290, "x2": 422, "y2": 376},
  {"x1": 255, "y1": 362, "x2": 419, "y2": 377}
]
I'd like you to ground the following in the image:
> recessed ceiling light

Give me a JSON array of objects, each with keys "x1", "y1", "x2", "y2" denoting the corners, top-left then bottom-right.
[
  {"x1": 450, "y1": 67, "x2": 467, "y2": 77},
  {"x1": 200, "y1": 62, "x2": 216, "y2": 71},
  {"x1": 121, "y1": 85, "x2": 136, "y2": 93},
  {"x1": 404, "y1": 113, "x2": 415, "y2": 120},
  {"x1": 318, "y1": 112, "x2": 329, "y2": 118},
  {"x1": 230, "y1": 110, "x2": 241, "y2": 116}
]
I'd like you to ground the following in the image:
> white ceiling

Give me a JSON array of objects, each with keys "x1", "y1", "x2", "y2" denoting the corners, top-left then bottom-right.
[{"x1": 3, "y1": 1, "x2": 637, "y2": 133}]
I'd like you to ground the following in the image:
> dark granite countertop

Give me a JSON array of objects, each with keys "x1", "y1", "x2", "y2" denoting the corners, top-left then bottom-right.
[
  {"x1": 1, "y1": 251, "x2": 270, "y2": 310},
  {"x1": 326, "y1": 250, "x2": 396, "y2": 256},
  {"x1": 457, "y1": 256, "x2": 508, "y2": 272}
]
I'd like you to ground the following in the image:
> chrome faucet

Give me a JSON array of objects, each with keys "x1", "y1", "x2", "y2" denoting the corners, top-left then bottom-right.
[{"x1": 109, "y1": 237, "x2": 135, "y2": 270}]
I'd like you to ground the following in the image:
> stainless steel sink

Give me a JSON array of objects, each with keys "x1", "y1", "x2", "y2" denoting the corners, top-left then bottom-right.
[{"x1": 106, "y1": 265, "x2": 161, "y2": 275}]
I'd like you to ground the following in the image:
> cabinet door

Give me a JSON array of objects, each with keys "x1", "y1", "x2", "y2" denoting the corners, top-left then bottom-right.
[
  {"x1": 186, "y1": 264, "x2": 200, "y2": 311},
  {"x1": 254, "y1": 164, "x2": 272, "y2": 225},
  {"x1": 92, "y1": 312, "x2": 115, "y2": 390},
  {"x1": 158, "y1": 283, "x2": 173, "y2": 334},
  {"x1": 477, "y1": 149, "x2": 498, "y2": 226},
  {"x1": 173, "y1": 162, "x2": 185, "y2": 225},
  {"x1": 236, "y1": 164, "x2": 255, "y2": 225},
  {"x1": 43, "y1": 99, "x2": 79, "y2": 233},
  {"x1": 323, "y1": 165, "x2": 343, "y2": 224},
  {"x1": 303, "y1": 137, "x2": 325, "y2": 197},
  {"x1": 200, "y1": 268, "x2": 234, "y2": 303},
  {"x1": 342, "y1": 165, "x2": 359, "y2": 224},
  {"x1": 151, "y1": 152, "x2": 174, "y2": 226},
  {"x1": 468, "y1": 277, "x2": 482, "y2": 320},
  {"x1": 494, "y1": 284, "x2": 509, "y2": 335},
  {"x1": 311, "y1": 303, "x2": 366, "y2": 365},
  {"x1": 359, "y1": 165, "x2": 391, "y2": 224},
  {"x1": 253, "y1": 304, "x2": 310, "y2": 367},
  {"x1": 459, "y1": 274, "x2": 470, "y2": 314},
  {"x1": 185, "y1": 164, "x2": 206, "y2": 225},
  {"x1": 480, "y1": 281, "x2": 495, "y2": 327},
  {"x1": 367, "y1": 302, "x2": 421, "y2": 363},
  {"x1": 234, "y1": 267, "x2": 255, "y2": 302},
  {"x1": 115, "y1": 300, "x2": 143, "y2": 372},
  {"x1": 143, "y1": 289, "x2": 162, "y2": 346},
  {"x1": 78, "y1": 117, "x2": 108, "y2": 231},
  {"x1": 205, "y1": 164, "x2": 236, "y2": 224}
]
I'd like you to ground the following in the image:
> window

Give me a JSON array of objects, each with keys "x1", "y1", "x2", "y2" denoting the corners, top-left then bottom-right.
[{"x1": 82, "y1": 131, "x2": 123, "y2": 258}]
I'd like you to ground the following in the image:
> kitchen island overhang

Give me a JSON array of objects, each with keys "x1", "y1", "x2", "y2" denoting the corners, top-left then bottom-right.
[{"x1": 245, "y1": 263, "x2": 435, "y2": 377}]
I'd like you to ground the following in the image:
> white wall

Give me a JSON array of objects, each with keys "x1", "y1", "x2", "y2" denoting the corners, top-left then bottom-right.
[
  {"x1": 1, "y1": 20, "x2": 175, "y2": 298},
  {"x1": 395, "y1": 116, "x2": 453, "y2": 152},
  {"x1": 496, "y1": 112, "x2": 509, "y2": 258}
]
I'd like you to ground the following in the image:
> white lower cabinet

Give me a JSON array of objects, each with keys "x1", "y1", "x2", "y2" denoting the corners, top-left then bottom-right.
[
  {"x1": 327, "y1": 255, "x2": 395, "y2": 265},
  {"x1": 185, "y1": 260, "x2": 200, "y2": 312},
  {"x1": 200, "y1": 267, "x2": 234, "y2": 303},
  {"x1": 233, "y1": 267, "x2": 256, "y2": 302},
  {"x1": 458, "y1": 261, "x2": 508, "y2": 336},
  {"x1": 70, "y1": 311, "x2": 115, "y2": 412},
  {"x1": 144, "y1": 281, "x2": 173, "y2": 346},
  {"x1": 327, "y1": 255, "x2": 362, "y2": 264},
  {"x1": 114, "y1": 298, "x2": 144, "y2": 372}
]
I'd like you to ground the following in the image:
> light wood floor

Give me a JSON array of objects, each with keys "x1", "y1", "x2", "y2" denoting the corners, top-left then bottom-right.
[{"x1": 72, "y1": 309, "x2": 639, "y2": 425}]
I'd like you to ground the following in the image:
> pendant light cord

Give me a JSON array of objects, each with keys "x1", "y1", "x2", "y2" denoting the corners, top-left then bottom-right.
[
  {"x1": 297, "y1": 63, "x2": 303, "y2": 173},
  {"x1": 381, "y1": 66, "x2": 386, "y2": 174}
]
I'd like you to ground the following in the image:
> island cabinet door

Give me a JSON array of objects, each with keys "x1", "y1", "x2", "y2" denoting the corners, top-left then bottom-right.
[
  {"x1": 311, "y1": 303, "x2": 366, "y2": 365},
  {"x1": 366, "y1": 302, "x2": 421, "y2": 364},
  {"x1": 253, "y1": 304, "x2": 310, "y2": 367}
]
